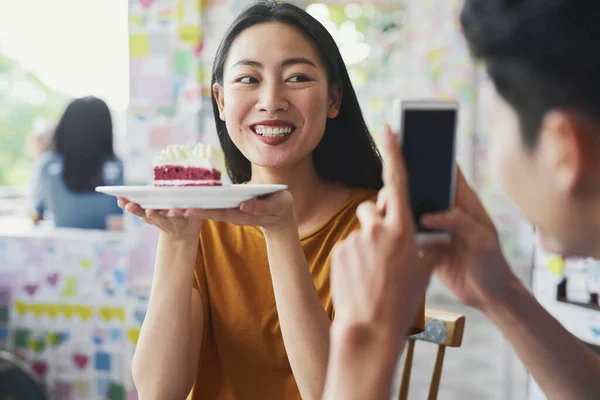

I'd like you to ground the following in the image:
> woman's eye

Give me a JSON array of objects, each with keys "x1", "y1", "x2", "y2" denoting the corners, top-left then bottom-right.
[
  {"x1": 237, "y1": 76, "x2": 258, "y2": 84},
  {"x1": 287, "y1": 75, "x2": 312, "y2": 83}
]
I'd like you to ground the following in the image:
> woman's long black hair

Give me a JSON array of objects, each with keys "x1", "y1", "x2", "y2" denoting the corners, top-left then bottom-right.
[
  {"x1": 52, "y1": 96, "x2": 115, "y2": 192},
  {"x1": 211, "y1": 0, "x2": 383, "y2": 189}
]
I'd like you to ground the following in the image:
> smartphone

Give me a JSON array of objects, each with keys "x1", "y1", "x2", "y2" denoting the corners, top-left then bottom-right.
[{"x1": 392, "y1": 99, "x2": 458, "y2": 244}]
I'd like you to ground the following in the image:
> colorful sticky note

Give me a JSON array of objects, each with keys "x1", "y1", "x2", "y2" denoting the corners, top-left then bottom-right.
[
  {"x1": 108, "y1": 382, "x2": 125, "y2": 400},
  {"x1": 14, "y1": 301, "x2": 27, "y2": 316},
  {"x1": 196, "y1": 66, "x2": 210, "y2": 86},
  {"x1": 127, "y1": 328, "x2": 141, "y2": 345},
  {"x1": 54, "y1": 381, "x2": 73, "y2": 400},
  {"x1": 0, "y1": 326, "x2": 9, "y2": 342},
  {"x1": 547, "y1": 257, "x2": 565, "y2": 276},
  {"x1": 47, "y1": 331, "x2": 69, "y2": 347},
  {"x1": 29, "y1": 337, "x2": 45, "y2": 353},
  {"x1": 95, "y1": 352, "x2": 111, "y2": 371},
  {"x1": 97, "y1": 377, "x2": 110, "y2": 397},
  {"x1": 0, "y1": 306, "x2": 8, "y2": 323},
  {"x1": 80, "y1": 258, "x2": 93, "y2": 270},
  {"x1": 129, "y1": 14, "x2": 147, "y2": 28},
  {"x1": 62, "y1": 277, "x2": 76, "y2": 297},
  {"x1": 178, "y1": 25, "x2": 202, "y2": 46},
  {"x1": 74, "y1": 380, "x2": 90, "y2": 396},
  {"x1": 14, "y1": 328, "x2": 30, "y2": 349},
  {"x1": 174, "y1": 50, "x2": 193, "y2": 75},
  {"x1": 129, "y1": 34, "x2": 150, "y2": 57}
]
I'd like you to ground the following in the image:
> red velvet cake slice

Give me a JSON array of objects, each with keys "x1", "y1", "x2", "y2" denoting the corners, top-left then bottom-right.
[{"x1": 152, "y1": 144, "x2": 225, "y2": 186}]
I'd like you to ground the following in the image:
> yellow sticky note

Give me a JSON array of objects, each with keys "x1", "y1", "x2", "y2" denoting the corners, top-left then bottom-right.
[
  {"x1": 547, "y1": 257, "x2": 565, "y2": 276},
  {"x1": 196, "y1": 66, "x2": 210, "y2": 85},
  {"x1": 62, "y1": 277, "x2": 76, "y2": 297},
  {"x1": 115, "y1": 308, "x2": 125, "y2": 323},
  {"x1": 14, "y1": 301, "x2": 26, "y2": 316},
  {"x1": 130, "y1": 34, "x2": 150, "y2": 57},
  {"x1": 128, "y1": 328, "x2": 141, "y2": 345},
  {"x1": 178, "y1": 25, "x2": 202, "y2": 46},
  {"x1": 129, "y1": 14, "x2": 146, "y2": 28},
  {"x1": 80, "y1": 258, "x2": 92, "y2": 270},
  {"x1": 47, "y1": 305, "x2": 58, "y2": 319},
  {"x1": 31, "y1": 304, "x2": 43, "y2": 318},
  {"x1": 75, "y1": 306, "x2": 93, "y2": 321}
]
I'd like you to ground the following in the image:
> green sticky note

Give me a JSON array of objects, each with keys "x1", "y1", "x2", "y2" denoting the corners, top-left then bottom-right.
[
  {"x1": 108, "y1": 382, "x2": 125, "y2": 400},
  {"x1": 0, "y1": 307, "x2": 9, "y2": 323},
  {"x1": 174, "y1": 50, "x2": 193, "y2": 74},
  {"x1": 29, "y1": 337, "x2": 45, "y2": 353},
  {"x1": 14, "y1": 328, "x2": 30, "y2": 349}
]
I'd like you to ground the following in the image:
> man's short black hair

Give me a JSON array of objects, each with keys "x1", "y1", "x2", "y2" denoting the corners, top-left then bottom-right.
[{"x1": 460, "y1": 0, "x2": 600, "y2": 148}]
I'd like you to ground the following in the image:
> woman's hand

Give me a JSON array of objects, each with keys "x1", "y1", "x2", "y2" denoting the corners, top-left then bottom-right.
[
  {"x1": 186, "y1": 190, "x2": 295, "y2": 233},
  {"x1": 118, "y1": 189, "x2": 295, "y2": 238},
  {"x1": 117, "y1": 197, "x2": 203, "y2": 240}
]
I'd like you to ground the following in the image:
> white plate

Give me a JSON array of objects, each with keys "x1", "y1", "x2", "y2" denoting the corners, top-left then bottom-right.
[{"x1": 95, "y1": 184, "x2": 287, "y2": 209}]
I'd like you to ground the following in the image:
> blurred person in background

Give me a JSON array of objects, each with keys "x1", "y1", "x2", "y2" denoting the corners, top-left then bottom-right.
[{"x1": 29, "y1": 96, "x2": 123, "y2": 230}]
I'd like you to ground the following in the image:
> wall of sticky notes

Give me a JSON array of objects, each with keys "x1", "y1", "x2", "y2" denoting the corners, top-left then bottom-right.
[{"x1": 0, "y1": 232, "x2": 148, "y2": 400}]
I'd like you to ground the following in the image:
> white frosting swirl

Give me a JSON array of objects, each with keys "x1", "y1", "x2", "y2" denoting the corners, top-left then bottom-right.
[{"x1": 153, "y1": 144, "x2": 225, "y2": 171}]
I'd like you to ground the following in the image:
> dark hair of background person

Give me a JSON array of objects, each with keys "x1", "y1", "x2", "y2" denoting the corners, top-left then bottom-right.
[
  {"x1": 460, "y1": 0, "x2": 600, "y2": 148},
  {"x1": 52, "y1": 96, "x2": 115, "y2": 192}
]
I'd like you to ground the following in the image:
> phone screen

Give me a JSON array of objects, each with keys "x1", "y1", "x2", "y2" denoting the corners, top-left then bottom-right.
[{"x1": 401, "y1": 107, "x2": 457, "y2": 233}]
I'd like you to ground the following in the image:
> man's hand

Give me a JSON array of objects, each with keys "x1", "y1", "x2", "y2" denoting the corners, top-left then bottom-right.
[
  {"x1": 330, "y1": 125, "x2": 432, "y2": 339},
  {"x1": 421, "y1": 169, "x2": 517, "y2": 312}
]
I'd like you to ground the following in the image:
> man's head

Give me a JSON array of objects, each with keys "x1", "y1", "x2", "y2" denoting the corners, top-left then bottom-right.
[{"x1": 461, "y1": 0, "x2": 600, "y2": 257}]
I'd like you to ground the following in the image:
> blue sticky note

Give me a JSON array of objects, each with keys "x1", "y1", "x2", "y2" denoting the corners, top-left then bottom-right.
[
  {"x1": 109, "y1": 328, "x2": 123, "y2": 342},
  {"x1": 0, "y1": 326, "x2": 9, "y2": 342},
  {"x1": 97, "y1": 377, "x2": 110, "y2": 396},
  {"x1": 95, "y1": 352, "x2": 111, "y2": 371}
]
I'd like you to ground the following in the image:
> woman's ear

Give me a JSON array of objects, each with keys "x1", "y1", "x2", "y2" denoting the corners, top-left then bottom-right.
[
  {"x1": 213, "y1": 83, "x2": 226, "y2": 121},
  {"x1": 327, "y1": 83, "x2": 343, "y2": 119}
]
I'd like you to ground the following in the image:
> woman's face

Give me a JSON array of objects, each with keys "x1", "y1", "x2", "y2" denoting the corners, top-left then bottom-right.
[{"x1": 214, "y1": 22, "x2": 341, "y2": 171}]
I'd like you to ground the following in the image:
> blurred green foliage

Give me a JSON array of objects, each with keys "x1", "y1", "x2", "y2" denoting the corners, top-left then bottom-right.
[{"x1": 0, "y1": 54, "x2": 69, "y2": 186}]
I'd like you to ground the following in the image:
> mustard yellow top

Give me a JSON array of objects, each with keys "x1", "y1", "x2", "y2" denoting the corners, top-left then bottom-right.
[{"x1": 191, "y1": 187, "x2": 425, "y2": 399}]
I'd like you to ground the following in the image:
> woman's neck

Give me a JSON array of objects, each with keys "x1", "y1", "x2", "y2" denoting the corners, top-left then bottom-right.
[{"x1": 249, "y1": 158, "x2": 341, "y2": 227}]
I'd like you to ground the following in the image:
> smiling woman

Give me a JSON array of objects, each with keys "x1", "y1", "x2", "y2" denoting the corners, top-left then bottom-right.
[{"x1": 124, "y1": 2, "x2": 425, "y2": 400}]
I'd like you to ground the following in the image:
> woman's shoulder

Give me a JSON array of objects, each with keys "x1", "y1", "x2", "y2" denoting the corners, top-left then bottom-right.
[
  {"x1": 346, "y1": 186, "x2": 379, "y2": 204},
  {"x1": 37, "y1": 151, "x2": 61, "y2": 164},
  {"x1": 34, "y1": 151, "x2": 62, "y2": 173}
]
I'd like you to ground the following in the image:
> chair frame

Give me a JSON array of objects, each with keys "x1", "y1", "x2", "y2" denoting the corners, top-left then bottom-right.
[{"x1": 399, "y1": 308, "x2": 466, "y2": 400}]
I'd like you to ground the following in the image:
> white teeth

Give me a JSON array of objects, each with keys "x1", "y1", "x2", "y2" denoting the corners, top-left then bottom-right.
[{"x1": 254, "y1": 125, "x2": 293, "y2": 137}]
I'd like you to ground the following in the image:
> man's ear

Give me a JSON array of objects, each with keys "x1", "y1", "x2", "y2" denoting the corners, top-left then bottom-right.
[
  {"x1": 213, "y1": 83, "x2": 226, "y2": 121},
  {"x1": 538, "y1": 110, "x2": 591, "y2": 195},
  {"x1": 327, "y1": 82, "x2": 343, "y2": 119}
]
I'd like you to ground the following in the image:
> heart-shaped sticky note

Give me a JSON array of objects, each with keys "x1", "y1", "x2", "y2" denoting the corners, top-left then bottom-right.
[
  {"x1": 72, "y1": 353, "x2": 89, "y2": 370},
  {"x1": 24, "y1": 284, "x2": 39, "y2": 296},
  {"x1": 134, "y1": 310, "x2": 146, "y2": 325},
  {"x1": 47, "y1": 273, "x2": 59, "y2": 286},
  {"x1": 127, "y1": 328, "x2": 140, "y2": 345},
  {"x1": 32, "y1": 360, "x2": 48, "y2": 376},
  {"x1": 140, "y1": 0, "x2": 155, "y2": 9}
]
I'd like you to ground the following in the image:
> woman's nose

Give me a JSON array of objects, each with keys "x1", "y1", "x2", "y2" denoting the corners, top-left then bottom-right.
[{"x1": 255, "y1": 81, "x2": 288, "y2": 113}]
